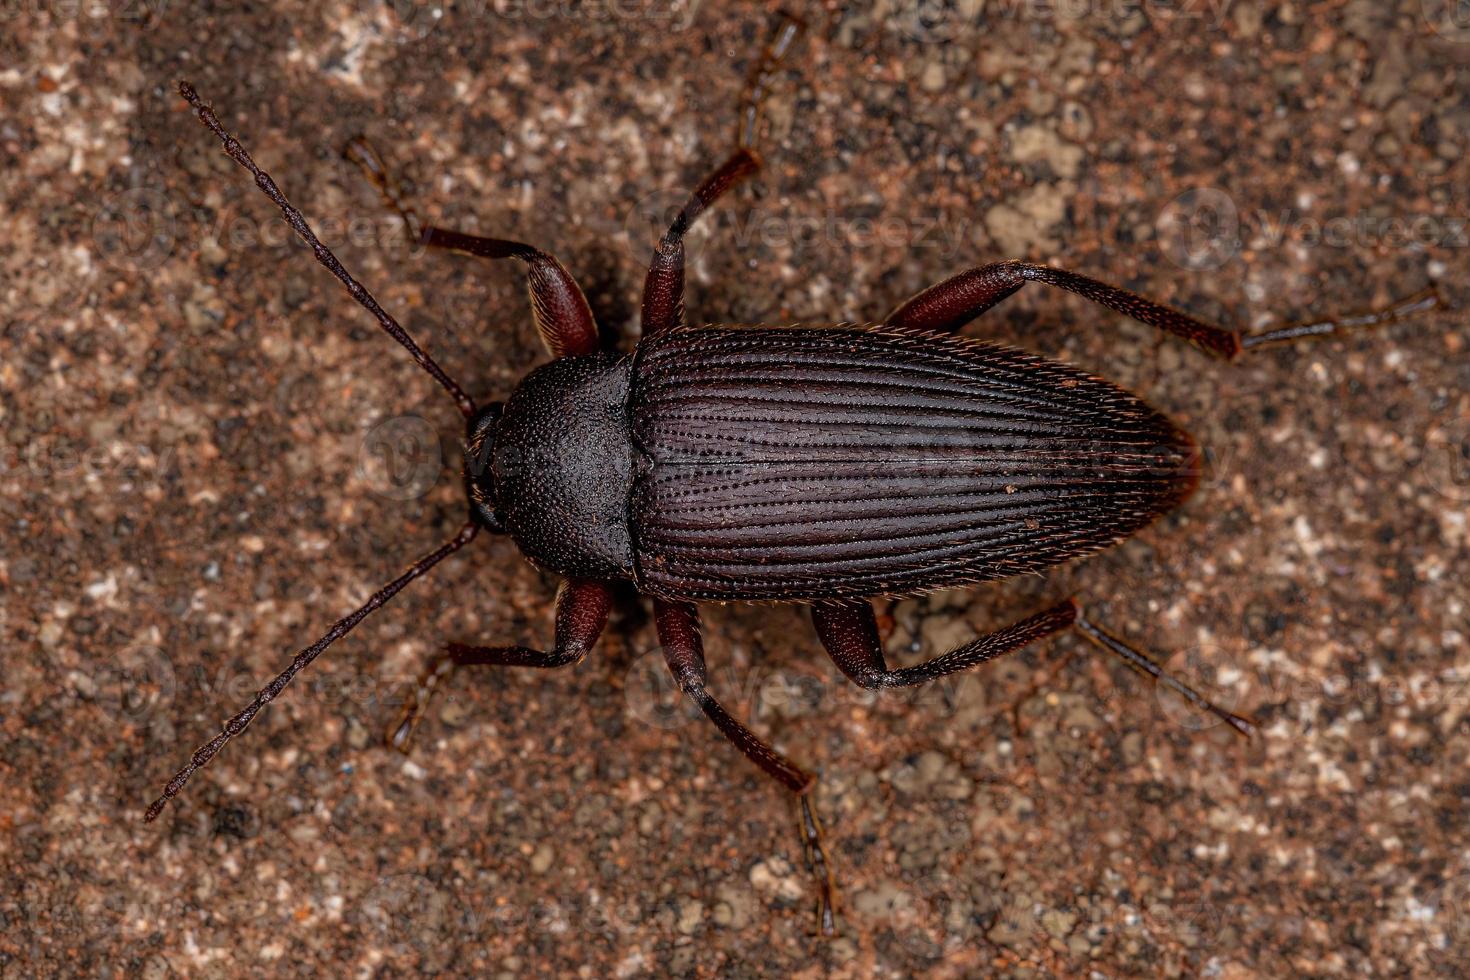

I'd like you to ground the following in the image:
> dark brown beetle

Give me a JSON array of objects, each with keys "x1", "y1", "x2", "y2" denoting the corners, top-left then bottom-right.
[{"x1": 151, "y1": 20, "x2": 1439, "y2": 935}]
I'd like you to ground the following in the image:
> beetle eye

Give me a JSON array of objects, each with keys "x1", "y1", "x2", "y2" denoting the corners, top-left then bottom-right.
[{"x1": 465, "y1": 402, "x2": 505, "y2": 531}]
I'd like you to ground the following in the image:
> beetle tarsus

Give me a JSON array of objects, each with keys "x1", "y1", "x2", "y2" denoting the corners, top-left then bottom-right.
[
  {"x1": 798, "y1": 792, "x2": 838, "y2": 937},
  {"x1": 385, "y1": 654, "x2": 458, "y2": 753},
  {"x1": 1072, "y1": 611, "x2": 1256, "y2": 739},
  {"x1": 1239, "y1": 284, "x2": 1442, "y2": 351},
  {"x1": 342, "y1": 135, "x2": 423, "y2": 243},
  {"x1": 737, "y1": 10, "x2": 804, "y2": 151}
]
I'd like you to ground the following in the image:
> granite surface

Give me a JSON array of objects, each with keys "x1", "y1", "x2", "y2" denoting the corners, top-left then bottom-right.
[{"x1": 3, "y1": 0, "x2": 1470, "y2": 976}]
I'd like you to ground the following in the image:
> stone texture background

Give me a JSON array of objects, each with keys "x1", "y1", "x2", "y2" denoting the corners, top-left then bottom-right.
[{"x1": 4, "y1": 0, "x2": 1470, "y2": 975}]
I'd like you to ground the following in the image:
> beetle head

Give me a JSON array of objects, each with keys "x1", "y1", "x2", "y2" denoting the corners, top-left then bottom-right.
[{"x1": 464, "y1": 401, "x2": 506, "y2": 532}]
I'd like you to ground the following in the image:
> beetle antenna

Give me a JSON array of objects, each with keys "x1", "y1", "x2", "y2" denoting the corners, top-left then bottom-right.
[
  {"x1": 177, "y1": 81, "x2": 476, "y2": 419},
  {"x1": 144, "y1": 521, "x2": 479, "y2": 822},
  {"x1": 1074, "y1": 612, "x2": 1257, "y2": 738}
]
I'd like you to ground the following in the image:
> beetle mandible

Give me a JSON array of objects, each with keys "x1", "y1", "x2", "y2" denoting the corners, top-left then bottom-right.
[{"x1": 150, "y1": 18, "x2": 1440, "y2": 936}]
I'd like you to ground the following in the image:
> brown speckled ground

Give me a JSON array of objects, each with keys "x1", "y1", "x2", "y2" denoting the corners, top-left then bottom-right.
[{"x1": 4, "y1": 1, "x2": 1470, "y2": 976}]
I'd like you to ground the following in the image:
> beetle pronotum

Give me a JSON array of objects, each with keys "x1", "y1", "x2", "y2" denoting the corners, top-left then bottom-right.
[{"x1": 150, "y1": 18, "x2": 1439, "y2": 935}]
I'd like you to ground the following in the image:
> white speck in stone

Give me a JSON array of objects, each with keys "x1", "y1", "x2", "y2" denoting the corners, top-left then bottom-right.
[
  {"x1": 615, "y1": 951, "x2": 647, "y2": 979},
  {"x1": 1292, "y1": 516, "x2": 1322, "y2": 558},
  {"x1": 85, "y1": 575, "x2": 118, "y2": 600},
  {"x1": 69, "y1": 245, "x2": 94, "y2": 276},
  {"x1": 1405, "y1": 894, "x2": 1435, "y2": 922}
]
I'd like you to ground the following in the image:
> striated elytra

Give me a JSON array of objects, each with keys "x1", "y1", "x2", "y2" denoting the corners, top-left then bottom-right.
[{"x1": 485, "y1": 325, "x2": 1199, "y2": 601}]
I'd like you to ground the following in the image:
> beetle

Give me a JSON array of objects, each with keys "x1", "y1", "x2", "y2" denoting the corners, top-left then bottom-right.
[{"x1": 150, "y1": 21, "x2": 1439, "y2": 936}]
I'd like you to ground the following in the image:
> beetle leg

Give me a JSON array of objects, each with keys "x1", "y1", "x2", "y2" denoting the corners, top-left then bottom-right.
[
  {"x1": 886, "y1": 260, "x2": 1440, "y2": 361},
  {"x1": 342, "y1": 136, "x2": 599, "y2": 358},
  {"x1": 811, "y1": 597, "x2": 1255, "y2": 737},
  {"x1": 386, "y1": 579, "x2": 612, "y2": 751},
  {"x1": 813, "y1": 597, "x2": 1076, "y2": 688},
  {"x1": 640, "y1": 150, "x2": 761, "y2": 339},
  {"x1": 639, "y1": 12, "x2": 803, "y2": 339},
  {"x1": 654, "y1": 599, "x2": 837, "y2": 937},
  {"x1": 737, "y1": 11, "x2": 804, "y2": 152}
]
